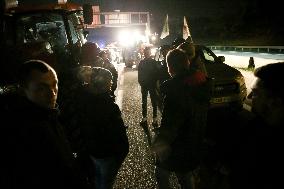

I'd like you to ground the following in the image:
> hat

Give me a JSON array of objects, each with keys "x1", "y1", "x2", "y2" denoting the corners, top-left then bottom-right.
[{"x1": 80, "y1": 42, "x2": 101, "y2": 64}]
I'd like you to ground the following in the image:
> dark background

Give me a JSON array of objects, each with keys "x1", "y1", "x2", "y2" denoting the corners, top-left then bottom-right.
[{"x1": 17, "y1": 0, "x2": 284, "y2": 45}]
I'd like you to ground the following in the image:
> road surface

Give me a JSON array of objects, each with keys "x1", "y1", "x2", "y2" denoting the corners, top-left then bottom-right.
[{"x1": 114, "y1": 67, "x2": 180, "y2": 188}]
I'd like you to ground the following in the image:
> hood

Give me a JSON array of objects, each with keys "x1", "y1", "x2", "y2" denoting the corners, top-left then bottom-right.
[{"x1": 205, "y1": 63, "x2": 241, "y2": 81}]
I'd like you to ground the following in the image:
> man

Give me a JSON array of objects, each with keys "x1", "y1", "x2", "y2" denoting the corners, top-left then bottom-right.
[
  {"x1": 248, "y1": 63, "x2": 284, "y2": 124},
  {"x1": 99, "y1": 50, "x2": 118, "y2": 97},
  {"x1": 70, "y1": 67, "x2": 129, "y2": 189},
  {"x1": 152, "y1": 49, "x2": 210, "y2": 189},
  {"x1": 177, "y1": 41, "x2": 207, "y2": 76},
  {"x1": 231, "y1": 62, "x2": 284, "y2": 189},
  {"x1": 138, "y1": 47, "x2": 159, "y2": 125},
  {"x1": 0, "y1": 60, "x2": 86, "y2": 189},
  {"x1": 80, "y1": 42, "x2": 103, "y2": 67}
]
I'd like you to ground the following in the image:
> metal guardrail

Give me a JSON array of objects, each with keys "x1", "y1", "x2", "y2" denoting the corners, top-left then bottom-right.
[{"x1": 209, "y1": 46, "x2": 284, "y2": 54}]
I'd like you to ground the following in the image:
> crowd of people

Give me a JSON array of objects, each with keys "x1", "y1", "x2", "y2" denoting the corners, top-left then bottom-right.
[
  {"x1": 138, "y1": 37, "x2": 284, "y2": 189},
  {"x1": 1, "y1": 35, "x2": 284, "y2": 189}
]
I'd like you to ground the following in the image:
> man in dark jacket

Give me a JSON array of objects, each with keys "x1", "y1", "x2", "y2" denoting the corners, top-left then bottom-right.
[
  {"x1": 71, "y1": 67, "x2": 129, "y2": 189},
  {"x1": 230, "y1": 62, "x2": 284, "y2": 189},
  {"x1": 0, "y1": 60, "x2": 86, "y2": 189},
  {"x1": 138, "y1": 47, "x2": 159, "y2": 125},
  {"x1": 152, "y1": 49, "x2": 211, "y2": 189},
  {"x1": 99, "y1": 50, "x2": 118, "y2": 97}
]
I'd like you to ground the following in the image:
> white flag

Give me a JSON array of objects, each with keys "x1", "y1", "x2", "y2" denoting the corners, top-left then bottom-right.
[
  {"x1": 183, "y1": 16, "x2": 191, "y2": 40},
  {"x1": 160, "y1": 14, "x2": 169, "y2": 39}
]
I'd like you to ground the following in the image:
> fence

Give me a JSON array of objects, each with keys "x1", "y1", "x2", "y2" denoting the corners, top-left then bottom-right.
[{"x1": 208, "y1": 46, "x2": 284, "y2": 54}]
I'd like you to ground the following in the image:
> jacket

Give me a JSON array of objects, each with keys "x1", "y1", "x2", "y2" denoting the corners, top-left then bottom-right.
[
  {"x1": 74, "y1": 88, "x2": 129, "y2": 159},
  {"x1": 138, "y1": 57, "x2": 159, "y2": 88},
  {"x1": 0, "y1": 92, "x2": 85, "y2": 189},
  {"x1": 153, "y1": 70, "x2": 211, "y2": 172}
]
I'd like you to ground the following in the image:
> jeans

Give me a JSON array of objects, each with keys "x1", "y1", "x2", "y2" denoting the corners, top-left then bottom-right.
[
  {"x1": 90, "y1": 156, "x2": 123, "y2": 189},
  {"x1": 141, "y1": 86, "x2": 158, "y2": 118}
]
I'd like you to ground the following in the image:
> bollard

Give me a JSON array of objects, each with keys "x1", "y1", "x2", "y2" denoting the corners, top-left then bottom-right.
[{"x1": 248, "y1": 57, "x2": 255, "y2": 70}]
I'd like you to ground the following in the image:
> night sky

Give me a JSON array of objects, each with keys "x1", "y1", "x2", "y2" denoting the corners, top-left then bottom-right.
[{"x1": 17, "y1": 0, "x2": 284, "y2": 45}]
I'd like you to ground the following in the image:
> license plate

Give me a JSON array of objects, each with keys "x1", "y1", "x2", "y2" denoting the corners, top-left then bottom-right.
[{"x1": 210, "y1": 97, "x2": 231, "y2": 104}]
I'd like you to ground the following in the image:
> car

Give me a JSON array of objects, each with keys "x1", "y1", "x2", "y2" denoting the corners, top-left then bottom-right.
[{"x1": 155, "y1": 44, "x2": 247, "y2": 111}]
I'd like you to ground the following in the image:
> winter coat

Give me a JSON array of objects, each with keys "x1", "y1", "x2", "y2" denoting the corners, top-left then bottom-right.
[
  {"x1": 138, "y1": 57, "x2": 159, "y2": 88},
  {"x1": 230, "y1": 116, "x2": 284, "y2": 189},
  {"x1": 102, "y1": 60, "x2": 118, "y2": 92},
  {"x1": 0, "y1": 92, "x2": 85, "y2": 189},
  {"x1": 74, "y1": 88, "x2": 129, "y2": 160},
  {"x1": 153, "y1": 70, "x2": 211, "y2": 173}
]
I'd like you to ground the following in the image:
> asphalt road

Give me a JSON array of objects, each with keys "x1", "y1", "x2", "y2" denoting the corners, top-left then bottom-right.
[{"x1": 113, "y1": 67, "x2": 180, "y2": 188}]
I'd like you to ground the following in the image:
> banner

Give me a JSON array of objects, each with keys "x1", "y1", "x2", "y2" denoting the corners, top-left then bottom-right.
[
  {"x1": 160, "y1": 14, "x2": 169, "y2": 39},
  {"x1": 183, "y1": 16, "x2": 191, "y2": 41}
]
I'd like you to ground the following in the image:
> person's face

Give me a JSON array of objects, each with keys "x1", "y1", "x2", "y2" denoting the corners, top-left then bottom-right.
[
  {"x1": 247, "y1": 78, "x2": 269, "y2": 117},
  {"x1": 24, "y1": 69, "x2": 58, "y2": 109}
]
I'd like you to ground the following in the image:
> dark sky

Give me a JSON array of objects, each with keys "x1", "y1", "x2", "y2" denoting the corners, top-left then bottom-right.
[
  {"x1": 18, "y1": 0, "x2": 282, "y2": 23},
  {"x1": 17, "y1": 0, "x2": 284, "y2": 45}
]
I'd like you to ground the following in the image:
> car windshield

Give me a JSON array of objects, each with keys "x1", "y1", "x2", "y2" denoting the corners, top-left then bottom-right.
[
  {"x1": 67, "y1": 11, "x2": 86, "y2": 45},
  {"x1": 15, "y1": 13, "x2": 67, "y2": 48}
]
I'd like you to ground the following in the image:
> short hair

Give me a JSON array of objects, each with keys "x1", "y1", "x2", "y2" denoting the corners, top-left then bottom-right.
[
  {"x1": 18, "y1": 60, "x2": 54, "y2": 86},
  {"x1": 81, "y1": 42, "x2": 101, "y2": 63},
  {"x1": 177, "y1": 42, "x2": 196, "y2": 59},
  {"x1": 76, "y1": 65, "x2": 92, "y2": 83},
  {"x1": 143, "y1": 46, "x2": 151, "y2": 54},
  {"x1": 254, "y1": 62, "x2": 284, "y2": 100},
  {"x1": 90, "y1": 67, "x2": 113, "y2": 93},
  {"x1": 166, "y1": 49, "x2": 189, "y2": 75}
]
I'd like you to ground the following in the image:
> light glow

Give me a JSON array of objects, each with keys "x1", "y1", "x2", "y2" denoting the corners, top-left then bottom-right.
[{"x1": 118, "y1": 30, "x2": 147, "y2": 47}]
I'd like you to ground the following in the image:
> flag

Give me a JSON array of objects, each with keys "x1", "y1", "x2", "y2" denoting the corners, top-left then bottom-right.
[
  {"x1": 160, "y1": 14, "x2": 169, "y2": 39},
  {"x1": 183, "y1": 16, "x2": 191, "y2": 41}
]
